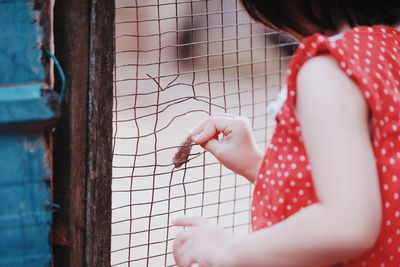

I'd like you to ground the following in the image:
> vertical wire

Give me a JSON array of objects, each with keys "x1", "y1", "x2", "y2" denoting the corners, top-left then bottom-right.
[
  {"x1": 248, "y1": 12, "x2": 255, "y2": 234},
  {"x1": 216, "y1": 0, "x2": 227, "y2": 226},
  {"x1": 202, "y1": 0, "x2": 213, "y2": 221},
  {"x1": 163, "y1": 3, "x2": 183, "y2": 265},
  {"x1": 232, "y1": 0, "x2": 241, "y2": 233},
  {"x1": 127, "y1": 1, "x2": 142, "y2": 265},
  {"x1": 111, "y1": 11, "x2": 118, "y2": 265}
]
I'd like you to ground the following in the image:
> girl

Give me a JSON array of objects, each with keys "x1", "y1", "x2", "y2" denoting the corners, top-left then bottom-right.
[{"x1": 172, "y1": 1, "x2": 400, "y2": 266}]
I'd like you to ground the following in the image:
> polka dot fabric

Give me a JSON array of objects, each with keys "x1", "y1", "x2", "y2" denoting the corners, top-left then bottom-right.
[{"x1": 251, "y1": 25, "x2": 400, "y2": 266}]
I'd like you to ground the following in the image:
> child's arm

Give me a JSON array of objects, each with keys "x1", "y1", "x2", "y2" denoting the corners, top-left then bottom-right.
[
  {"x1": 189, "y1": 114, "x2": 264, "y2": 182},
  {"x1": 173, "y1": 55, "x2": 382, "y2": 267}
]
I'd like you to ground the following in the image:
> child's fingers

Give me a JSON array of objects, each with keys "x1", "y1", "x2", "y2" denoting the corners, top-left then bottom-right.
[
  {"x1": 188, "y1": 114, "x2": 235, "y2": 137},
  {"x1": 191, "y1": 116, "x2": 233, "y2": 144},
  {"x1": 171, "y1": 216, "x2": 208, "y2": 227}
]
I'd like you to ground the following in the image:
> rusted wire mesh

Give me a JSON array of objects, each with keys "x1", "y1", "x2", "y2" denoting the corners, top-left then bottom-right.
[{"x1": 112, "y1": 0, "x2": 297, "y2": 266}]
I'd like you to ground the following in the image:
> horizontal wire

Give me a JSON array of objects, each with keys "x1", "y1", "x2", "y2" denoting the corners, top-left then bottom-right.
[
  {"x1": 111, "y1": 195, "x2": 251, "y2": 225},
  {"x1": 115, "y1": 9, "x2": 247, "y2": 24},
  {"x1": 114, "y1": 34, "x2": 295, "y2": 54},
  {"x1": 114, "y1": 61, "x2": 289, "y2": 83},
  {"x1": 114, "y1": 21, "x2": 271, "y2": 39}
]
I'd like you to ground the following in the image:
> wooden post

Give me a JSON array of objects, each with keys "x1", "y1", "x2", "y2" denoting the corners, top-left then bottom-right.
[
  {"x1": 86, "y1": 1, "x2": 114, "y2": 266},
  {"x1": 52, "y1": 1, "x2": 113, "y2": 266}
]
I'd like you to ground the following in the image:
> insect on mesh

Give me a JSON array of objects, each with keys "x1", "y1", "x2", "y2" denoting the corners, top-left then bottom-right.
[{"x1": 112, "y1": 0, "x2": 297, "y2": 266}]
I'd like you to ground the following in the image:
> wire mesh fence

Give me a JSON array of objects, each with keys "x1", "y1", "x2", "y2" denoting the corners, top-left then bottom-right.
[{"x1": 112, "y1": 0, "x2": 297, "y2": 266}]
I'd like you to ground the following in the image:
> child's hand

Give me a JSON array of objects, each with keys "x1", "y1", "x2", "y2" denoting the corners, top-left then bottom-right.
[
  {"x1": 172, "y1": 217, "x2": 238, "y2": 267},
  {"x1": 189, "y1": 114, "x2": 263, "y2": 182}
]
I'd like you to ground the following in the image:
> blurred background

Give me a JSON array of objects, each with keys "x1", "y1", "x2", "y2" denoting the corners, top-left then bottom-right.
[{"x1": 112, "y1": 0, "x2": 297, "y2": 266}]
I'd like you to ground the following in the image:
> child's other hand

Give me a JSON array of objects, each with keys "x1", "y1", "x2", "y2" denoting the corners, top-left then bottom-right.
[
  {"x1": 189, "y1": 114, "x2": 263, "y2": 182},
  {"x1": 172, "y1": 217, "x2": 238, "y2": 267}
]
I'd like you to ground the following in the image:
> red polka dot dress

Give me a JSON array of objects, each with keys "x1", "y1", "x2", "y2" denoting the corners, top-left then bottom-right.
[{"x1": 251, "y1": 25, "x2": 400, "y2": 266}]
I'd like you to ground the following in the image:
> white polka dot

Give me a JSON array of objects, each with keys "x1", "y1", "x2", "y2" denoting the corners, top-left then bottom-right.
[
  {"x1": 299, "y1": 190, "x2": 304, "y2": 196},
  {"x1": 297, "y1": 172, "x2": 303, "y2": 179},
  {"x1": 384, "y1": 184, "x2": 389, "y2": 190}
]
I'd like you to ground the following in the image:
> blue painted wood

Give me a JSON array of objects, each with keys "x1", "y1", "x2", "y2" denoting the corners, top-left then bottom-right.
[
  {"x1": 0, "y1": 84, "x2": 41, "y2": 101},
  {"x1": 0, "y1": 1, "x2": 44, "y2": 84},
  {"x1": 0, "y1": 1, "x2": 53, "y2": 266},
  {"x1": 0, "y1": 94, "x2": 55, "y2": 125},
  {"x1": 0, "y1": 134, "x2": 51, "y2": 266},
  {"x1": 0, "y1": 134, "x2": 52, "y2": 267}
]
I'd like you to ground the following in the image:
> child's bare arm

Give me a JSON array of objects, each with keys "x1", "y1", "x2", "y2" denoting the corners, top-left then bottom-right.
[{"x1": 173, "y1": 55, "x2": 381, "y2": 267}]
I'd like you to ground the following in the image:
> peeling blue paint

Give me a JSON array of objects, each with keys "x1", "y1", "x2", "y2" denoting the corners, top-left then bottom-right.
[
  {"x1": 0, "y1": 1, "x2": 52, "y2": 266},
  {"x1": 0, "y1": 1, "x2": 44, "y2": 84}
]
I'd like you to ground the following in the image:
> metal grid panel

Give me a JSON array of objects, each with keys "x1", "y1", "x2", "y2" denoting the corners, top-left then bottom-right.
[{"x1": 112, "y1": 0, "x2": 296, "y2": 266}]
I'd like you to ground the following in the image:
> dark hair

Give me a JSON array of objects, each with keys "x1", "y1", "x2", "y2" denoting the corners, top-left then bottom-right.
[{"x1": 240, "y1": 0, "x2": 400, "y2": 36}]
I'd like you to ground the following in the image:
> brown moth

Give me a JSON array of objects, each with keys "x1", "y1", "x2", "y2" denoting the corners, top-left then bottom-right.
[{"x1": 173, "y1": 136, "x2": 193, "y2": 168}]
